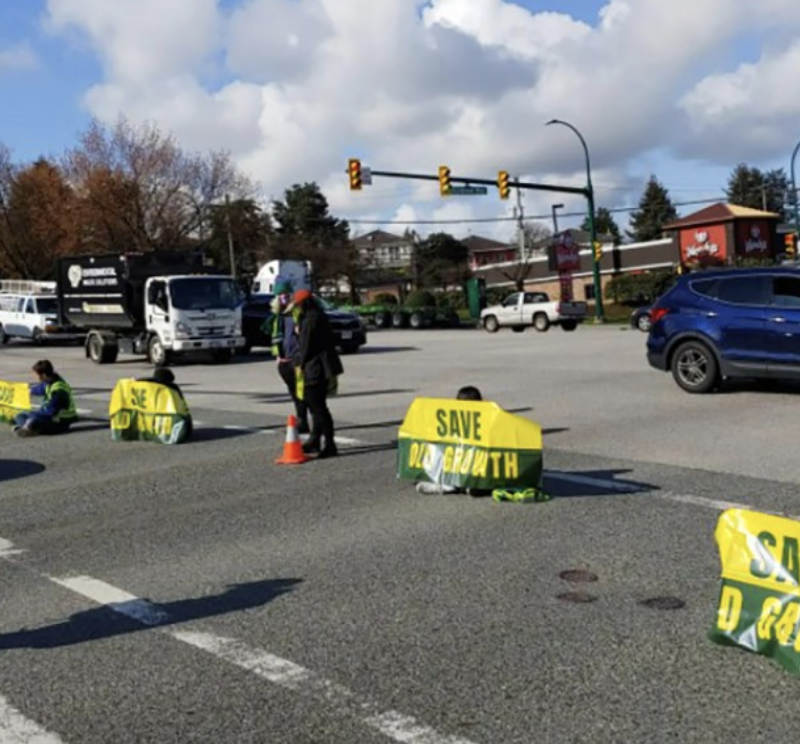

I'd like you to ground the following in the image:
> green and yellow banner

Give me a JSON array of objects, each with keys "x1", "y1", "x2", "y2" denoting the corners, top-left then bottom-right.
[
  {"x1": 397, "y1": 398, "x2": 543, "y2": 490},
  {"x1": 711, "y1": 508, "x2": 800, "y2": 675},
  {"x1": 0, "y1": 380, "x2": 31, "y2": 425},
  {"x1": 109, "y1": 379, "x2": 191, "y2": 445}
]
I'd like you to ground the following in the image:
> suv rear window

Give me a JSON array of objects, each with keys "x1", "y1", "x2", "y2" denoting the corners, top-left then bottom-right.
[{"x1": 771, "y1": 276, "x2": 800, "y2": 307}]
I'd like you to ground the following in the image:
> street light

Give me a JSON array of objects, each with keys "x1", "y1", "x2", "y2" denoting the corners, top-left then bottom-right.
[
  {"x1": 791, "y1": 138, "x2": 800, "y2": 241},
  {"x1": 551, "y1": 203, "x2": 564, "y2": 235},
  {"x1": 546, "y1": 119, "x2": 605, "y2": 322}
]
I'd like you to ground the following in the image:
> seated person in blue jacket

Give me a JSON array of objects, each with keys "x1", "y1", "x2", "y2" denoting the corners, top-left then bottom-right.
[{"x1": 13, "y1": 359, "x2": 78, "y2": 437}]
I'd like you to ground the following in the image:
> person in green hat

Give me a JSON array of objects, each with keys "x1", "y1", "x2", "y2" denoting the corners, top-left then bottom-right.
[{"x1": 264, "y1": 278, "x2": 309, "y2": 433}]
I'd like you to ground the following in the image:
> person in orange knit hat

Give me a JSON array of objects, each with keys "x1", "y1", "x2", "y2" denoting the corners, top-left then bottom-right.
[{"x1": 288, "y1": 289, "x2": 343, "y2": 458}]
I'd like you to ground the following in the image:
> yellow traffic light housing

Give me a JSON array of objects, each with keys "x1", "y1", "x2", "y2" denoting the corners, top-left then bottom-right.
[
  {"x1": 438, "y1": 165, "x2": 451, "y2": 196},
  {"x1": 348, "y1": 158, "x2": 362, "y2": 191},
  {"x1": 497, "y1": 170, "x2": 510, "y2": 200},
  {"x1": 593, "y1": 241, "x2": 603, "y2": 262},
  {"x1": 785, "y1": 232, "x2": 797, "y2": 257}
]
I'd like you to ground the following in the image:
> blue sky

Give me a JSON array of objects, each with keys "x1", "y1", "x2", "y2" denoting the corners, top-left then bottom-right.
[{"x1": 1, "y1": 0, "x2": 798, "y2": 237}]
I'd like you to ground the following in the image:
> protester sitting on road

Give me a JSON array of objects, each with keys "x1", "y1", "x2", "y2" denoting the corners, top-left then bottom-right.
[
  {"x1": 13, "y1": 359, "x2": 78, "y2": 438},
  {"x1": 137, "y1": 368, "x2": 193, "y2": 440},
  {"x1": 415, "y1": 386, "x2": 491, "y2": 497}
]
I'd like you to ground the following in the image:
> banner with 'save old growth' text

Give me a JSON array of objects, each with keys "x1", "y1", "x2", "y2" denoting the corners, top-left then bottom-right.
[
  {"x1": 0, "y1": 380, "x2": 31, "y2": 425},
  {"x1": 109, "y1": 379, "x2": 191, "y2": 445},
  {"x1": 711, "y1": 508, "x2": 800, "y2": 676},
  {"x1": 397, "y1": 397, "x2": 542, "y2": 490}
]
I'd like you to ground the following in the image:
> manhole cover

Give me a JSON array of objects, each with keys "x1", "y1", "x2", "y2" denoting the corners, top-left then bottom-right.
[
  {"x1": 639, "y1": 596, "x2": 686, "y2": 611},
  {"x1": 559, "y1": 569, "x2": 598, "y2": 584},
  {"x1": 556, "y1": 591, "x2": 598, "y2": 604}
]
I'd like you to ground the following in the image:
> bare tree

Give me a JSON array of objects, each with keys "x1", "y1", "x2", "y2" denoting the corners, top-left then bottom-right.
[
  {"x1": 498, "y1": 220, "x2": 552, "y2": 291},
  {"x1": 63, "y1": 116, "x2": 256, "y2": 253}
]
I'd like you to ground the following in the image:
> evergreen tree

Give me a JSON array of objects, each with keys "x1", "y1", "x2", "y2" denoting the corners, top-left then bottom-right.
[
  {"x1": 582, "y1": 207, "x2": 622, "y2": 245},
  {"x1": 726, "y1": 164, "x2": 791, "y2": 221},
  {"x1": 627, "y1": 176, "x2": 678, "y2": 242}
]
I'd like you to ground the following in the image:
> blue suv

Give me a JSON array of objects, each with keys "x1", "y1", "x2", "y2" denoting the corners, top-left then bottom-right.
[{"x1": 647, "y1": 267, "x2": 800, "y2": 393}]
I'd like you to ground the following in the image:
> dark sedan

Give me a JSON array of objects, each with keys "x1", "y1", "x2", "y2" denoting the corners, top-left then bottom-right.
[
  {"x1": 240, "y1": 294, "x2": 367, "y2": 354},
  {"x1": 630, "y1": 305, "x2": 652, "y2": 332}
]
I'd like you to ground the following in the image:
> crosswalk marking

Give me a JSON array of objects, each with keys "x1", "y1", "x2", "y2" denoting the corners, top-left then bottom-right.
[
  {"x1": 0, "y1": 693, "x2": 65, "y2": 744},
  {"x1": 45, "y1": 575, "x2": 480, "y2": 744}
]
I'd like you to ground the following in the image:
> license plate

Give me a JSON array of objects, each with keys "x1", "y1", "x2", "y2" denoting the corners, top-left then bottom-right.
[
  {"x1": 211, "y1": 340, "x2": 225, "y2": 348},
  {"x1": 341, "y1": 331, "x2": 353, "y2": 340}
]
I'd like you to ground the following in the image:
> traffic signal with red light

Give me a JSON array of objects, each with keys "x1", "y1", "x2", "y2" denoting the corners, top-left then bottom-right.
[
  {"x1": 785, "y1": 232, "x2": 797, "y2": 257},
  {"x1": 348, "y1": 158, "x2": 362, "y2": 191},
  {"x1": 497, "y1": 170, "x2": 510, "y2": 200}
]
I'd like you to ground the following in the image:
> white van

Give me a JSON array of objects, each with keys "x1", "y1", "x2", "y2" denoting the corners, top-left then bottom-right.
[{"x1": 0, "y1": 282, "x2": 84, "y2": 344}]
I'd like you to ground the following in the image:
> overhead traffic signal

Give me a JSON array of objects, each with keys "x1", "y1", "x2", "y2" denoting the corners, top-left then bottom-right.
[
  {"x1": 348, "y1": 158, "x2": 362, "y2": 191},
  {"x1": 497, "y1": 170, "x2": 510, "y2": 200},
  {"x1": 785, "y1": 232, "x2": 797, "y2": 257},
  {"x1": 593, "y1": 241, "x2": 603, "y2": 263},
  {"x1": 438, "y1": 165, "x2": 451, "y2": 196}
]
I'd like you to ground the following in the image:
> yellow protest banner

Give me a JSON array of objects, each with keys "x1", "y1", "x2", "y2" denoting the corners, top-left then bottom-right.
[
  {"x1": 0, "y1": 380, "x2": 31, "y2": 425},
  {"x1": 109, "y1": 379, "x2": 191, "y2": 445},
  {"x1": 711, "y1": 508, "x2": 800, "y2": 675},
  {"x1": 397, "y1": 397, "x2": 542, "y2": 490}
]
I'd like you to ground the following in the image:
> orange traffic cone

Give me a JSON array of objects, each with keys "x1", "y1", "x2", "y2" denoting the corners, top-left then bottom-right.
[{"x1": 275, "y1": 414, "x2": 310, "y2": 465}]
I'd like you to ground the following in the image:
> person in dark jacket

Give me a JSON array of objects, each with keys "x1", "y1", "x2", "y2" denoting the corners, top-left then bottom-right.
[
  {"x1": 13, "y1": 359, "x2": 78, "y2": 437},
  {"x1": 290, "y1": 289, "x2": 343, "y2": 458},
  {"x1": 264, "y1": 279, "x2": 309, "y2": 433}
]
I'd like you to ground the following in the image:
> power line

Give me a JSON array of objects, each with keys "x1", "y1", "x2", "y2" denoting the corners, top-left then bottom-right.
[{"x1": 343, "y1": 196, "x2": 727, "y2": 226}]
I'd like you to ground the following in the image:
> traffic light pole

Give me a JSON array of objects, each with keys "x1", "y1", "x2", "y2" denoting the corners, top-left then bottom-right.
[{"x1": 365, "y1": 169, "x2": 588, "y2": 196}]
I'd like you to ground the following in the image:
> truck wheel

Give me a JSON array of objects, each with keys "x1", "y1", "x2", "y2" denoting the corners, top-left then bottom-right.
[
  {"x1": 87, "y1": 333, "x2": 118, "y2": 364},
  {"x1": 561, "y1": 320, "x2": 577, "y2": 332},
  {"x1": 374, "y1": 311, "x2": 390, "y2": 328},
  {"x1": 237, "y1": 343, "x2": 252, "y2": 356},
  {"x1": 409, "y1": 312, "x2": 424, "y2": 329},
  {"x1": 32, "y1": 328, "x2": 44, "y2": 345},
  {"x1": 212, "y1": 349, "x2": 233, "y2": 364},
  {"x1": 148, "y1": 336, "x2": 171, "y2": 367},
  {"x1": 0, "y1": 325, "x2": 8, "y2": 344},
  {"x1": 483, "y1": 315, "x2": 499, "y2": 333},
  {"x1": 533, "y1": 313, "x2": 550, "y2": 332},
  {"x1": 392, "y1": 312, "x2": 408, "y2": 328}
]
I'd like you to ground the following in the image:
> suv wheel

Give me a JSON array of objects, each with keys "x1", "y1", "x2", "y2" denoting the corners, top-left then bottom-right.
[{"x1": 671, "y1": 340, "x2": 718, "y2": 394}]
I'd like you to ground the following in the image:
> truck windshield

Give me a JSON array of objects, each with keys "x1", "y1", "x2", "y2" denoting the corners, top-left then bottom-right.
[{"x1": 170, "y1": 278, "x2": 239, "y2": 311}]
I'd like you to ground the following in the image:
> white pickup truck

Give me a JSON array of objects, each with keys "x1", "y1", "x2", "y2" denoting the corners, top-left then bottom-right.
[{"x1": 480, "y1": 291, "x2": 588, "y2": 333}]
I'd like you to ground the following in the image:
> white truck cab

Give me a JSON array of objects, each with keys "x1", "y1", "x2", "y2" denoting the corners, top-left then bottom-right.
[{"x1": 142, "y1": 275, "x2": 244, "y2": 366}]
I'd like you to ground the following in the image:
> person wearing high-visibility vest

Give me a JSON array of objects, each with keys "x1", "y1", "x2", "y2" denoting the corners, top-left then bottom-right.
[
  {"x1": 289, "y1": 289, "x2": 343, "y2": 458},
  {"x1": 264, "y1": 279, "x2": 310, "y2": 434},
  {"x1": 13, "y1": 359, "x2": 78, "y2": 437}
]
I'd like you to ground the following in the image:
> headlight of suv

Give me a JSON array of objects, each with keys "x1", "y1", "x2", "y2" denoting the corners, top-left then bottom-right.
[{"x1": 175, "y1": 321, "x2": 191, "y2": 339}]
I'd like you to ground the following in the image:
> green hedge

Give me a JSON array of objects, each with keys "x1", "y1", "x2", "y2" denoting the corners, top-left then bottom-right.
[{"x1": 604, "y1": 270, "x2": 676, "y2": 305}]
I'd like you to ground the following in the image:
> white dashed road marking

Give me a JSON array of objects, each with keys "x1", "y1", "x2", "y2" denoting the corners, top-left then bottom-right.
[{"x1": 0, "y1": 693, "x2": 65, "y2": 744}]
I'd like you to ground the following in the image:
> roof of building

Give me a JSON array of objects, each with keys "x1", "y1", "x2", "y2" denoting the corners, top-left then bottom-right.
[
  {"x1": 460, "y1": 235, "x2": 513, "y2": 254},
  {"x1": 665, "y1": 203, "x2": 782, "y2": 229},
  {"x1": 351, "y1": 229, "x2": 408, "y2": 246}
]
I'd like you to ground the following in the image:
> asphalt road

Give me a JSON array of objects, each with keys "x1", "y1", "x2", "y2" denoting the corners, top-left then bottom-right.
[{"x1": 2, "y1": 325, "x2": 800, "y2": 744}]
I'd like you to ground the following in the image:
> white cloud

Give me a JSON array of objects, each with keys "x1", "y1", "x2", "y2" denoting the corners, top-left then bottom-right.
[
  {"x1": 40, "y1": 0, "x2": 800, "y2": 233},
  {"x1": 0, "y1": 43, "x2": 38, "y2": 72}
]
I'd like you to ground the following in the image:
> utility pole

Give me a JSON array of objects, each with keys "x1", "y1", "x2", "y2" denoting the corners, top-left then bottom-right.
[
  {"x1": 515, "y1": 177, "x2": 525, "y2": 261},
  {"x1": 225, "y1": 194, "x2": 236, "y2": 278}
]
